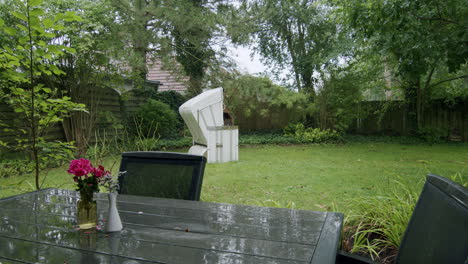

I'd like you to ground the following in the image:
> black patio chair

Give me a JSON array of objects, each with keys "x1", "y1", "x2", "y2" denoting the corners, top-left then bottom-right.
[
  {"x1": 336, "y1": 174, "x2": 468, "y2": 264},
  {"x1": 118, "y1": 152, "x2": 207, "y2": 201}
]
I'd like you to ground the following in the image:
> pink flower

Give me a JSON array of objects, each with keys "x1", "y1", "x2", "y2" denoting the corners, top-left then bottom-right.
[
  {"x1": 74, "y1": 168, "x2": 86, "y2": 177},
  {"x1": 91, "y1": 165, "x2": 106, "y2": 178},
  {"x1": 67, "y1": 158, "x2": 93, "y2": 178}
]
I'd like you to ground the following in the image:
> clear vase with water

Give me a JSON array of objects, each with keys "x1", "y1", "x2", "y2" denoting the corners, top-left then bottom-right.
[{"x1": 77, "y1": 191, "x2": 97, "y2": 229}]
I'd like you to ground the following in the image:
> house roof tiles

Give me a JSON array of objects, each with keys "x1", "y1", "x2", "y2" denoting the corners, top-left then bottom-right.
[{"x1": 147, "y1": 62, "x2": 188, "y2": 93}]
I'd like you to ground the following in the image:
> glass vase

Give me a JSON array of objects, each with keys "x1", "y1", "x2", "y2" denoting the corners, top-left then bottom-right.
[{"x1": 77, "y1": 191, "x2": 97, "y2": 229}]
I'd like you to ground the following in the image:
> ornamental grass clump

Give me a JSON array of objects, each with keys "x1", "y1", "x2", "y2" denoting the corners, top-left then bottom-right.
[{"x1": 340, "y1": 179, "x2": 421, "y2": 264}]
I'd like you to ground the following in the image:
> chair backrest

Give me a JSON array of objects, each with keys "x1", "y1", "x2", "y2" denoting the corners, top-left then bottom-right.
[
  {"x1": 396, "y1": 174, "x2": 468, "y2": 264},
  {"x1": 118, "y1": 152, "x2": 207, "y2": 201},
  {"x1": 179, "y1": 87, "x2": 224, "y2": 146}
]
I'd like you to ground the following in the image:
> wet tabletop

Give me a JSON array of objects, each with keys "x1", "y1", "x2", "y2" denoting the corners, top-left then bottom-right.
[{"x1": 0, "y1": 188, "x2": 343, "y2": 264}]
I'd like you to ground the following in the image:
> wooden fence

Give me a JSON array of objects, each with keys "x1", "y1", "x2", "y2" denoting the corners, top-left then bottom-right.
[
  {"x1": 230, "y1": 100, "x2": 468, "y2": 140},
  {"x1": 0, "y1": 88, "x2": 148, "y2": 146},
  {"x1": 233, "y1": 106, "x2": 303, "y2": 132},
  {"x1": 2, "y1": 93, "x2": 466, "y2": 146},
  {"x1": 350, "y1": 101, "x2": 468, "y2": 141}
]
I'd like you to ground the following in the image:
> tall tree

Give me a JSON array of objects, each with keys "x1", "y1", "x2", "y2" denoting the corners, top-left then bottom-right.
[
  {"x1": 335, "y1": 0, "x2": 467, "y2": 132},
  {"x1": 41, "y1": 0, "x2": 123, "y2": 157},
  {"x1": 111, "y1": 0, "x2": 165, "y2": 88},
  {"x1": 233, "y1": 0, "x2": 341, "y2": 96},
  {"x1": 165, "y1": 0, "x2": 218, "y2": 96},
  {"x1": 111, "y1": 0, "x2": 226, "y2": 95}
]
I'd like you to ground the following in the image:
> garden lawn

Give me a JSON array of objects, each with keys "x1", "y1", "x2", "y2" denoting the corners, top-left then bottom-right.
[
  {"x1": 1, "y1": 142, "x2": 467, "y2": 213},
  {"x1": 202, "y1": 142, "x2": 468, "y2": 211}
]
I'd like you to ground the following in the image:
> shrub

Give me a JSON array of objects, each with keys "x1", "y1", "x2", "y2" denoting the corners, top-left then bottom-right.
[
  {"x1": 0, "y1": 159, "x2": 34, "y2": 178},
  {"x1": 307, "y1": 59, "x2": 378, "y2": 132},
  {"x1": 417, "y1": 126, "x2": 446, "y2": 144},
  {"x1": 131, "y1": 99, "x2": 180, "y2": 138},
  {"x1": 223, "y1": 74, "x2": 308, "y2": 130},
  {"x1": 284, "y1": 123, "x2": 342, "y2": 143},
  {"x1": 155, "y1": 138, "x2": 192, "y2": 150},
  {"x1": 131, "y1": 90, "x2": 187, "y2": 133},
  {"x1": 151, "y1": 91, "x2": 187, "y2": 113},
  {"x1": 152, "y1": 91, "x2": 188, "y2": 134},
  {"x1": 240, "y1": 133, "x2": 300, "y2": 145}
]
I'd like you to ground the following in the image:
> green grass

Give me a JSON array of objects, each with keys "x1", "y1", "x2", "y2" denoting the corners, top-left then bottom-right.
[
  {"x1": 202, "y1": 142, "x2": 467, "y2": 211},
  {"x1": 2, "y1": 141, "x2": 465, "y2": 263},
  {"x1": 1, "y1": 142, "x2": 467, "y2": 213}
]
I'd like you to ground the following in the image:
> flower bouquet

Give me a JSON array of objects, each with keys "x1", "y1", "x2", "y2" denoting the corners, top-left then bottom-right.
[{"x1": 67, "y1": 158, "x2": 110, "y2": 229}]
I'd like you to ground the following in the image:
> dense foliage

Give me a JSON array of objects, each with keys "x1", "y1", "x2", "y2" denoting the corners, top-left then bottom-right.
[
  {"x1": 0, "y1": 0, "x2": 86, "y2": 189},
  {"x1": 39, "y1": 0, "x2": 123, "y2": 157},
  {"x1": 333, "y1": 0, "x2": 468, "y2": 132},
  {"x1": 223, "y1": 74, "x2": 309, "y2": 129},
  {"x1": 134, "y1": 90, "x2": 188, "y2": 114},
  {"x1": 231, "y1": 0, "x2": 346, "y2": 95},
  {"x1": 227, "y1": 0, "x2": 467, "y2": 137},
  {"x1": 284, "y1": 123, "x2": 342, "y2": 143},
  {"x1": 131, "y1": 99, "x2": 180, "y2": 139},
  {"x1": 111, "y1": 0, "x2": 230, "y2": 94},
  {"x1": 312, "y1": 64, "x2": 368, "y2": 132}
]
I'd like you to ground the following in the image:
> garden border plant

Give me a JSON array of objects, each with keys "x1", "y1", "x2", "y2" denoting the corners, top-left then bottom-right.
[
  {"x1": 0, "y1": 0, "x2": 86, "y2": 189},
  {"x1": 337, "y1": 173, "x2": 467, "y2": 264}
]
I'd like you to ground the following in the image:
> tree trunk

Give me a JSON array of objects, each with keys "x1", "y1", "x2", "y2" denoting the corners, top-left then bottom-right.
[
  {"x1": 187, "y1": 76, "x2": 203, "y2": 97},
  {"x1": 403, "y1": 77, "x2": 420, "y2": 134}
]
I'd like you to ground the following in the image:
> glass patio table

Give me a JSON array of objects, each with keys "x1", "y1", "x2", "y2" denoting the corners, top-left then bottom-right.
[{"x1": 0, "y1": 188, "x2": 343, "y2": 264}]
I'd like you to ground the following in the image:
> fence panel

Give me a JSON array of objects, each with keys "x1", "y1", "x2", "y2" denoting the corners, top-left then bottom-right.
[{"x1": 355, "y1": 101, "x2": 467, "y2": 141}]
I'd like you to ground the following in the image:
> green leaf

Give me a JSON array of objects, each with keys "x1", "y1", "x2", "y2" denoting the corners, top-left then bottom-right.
[
  {"x1": 37, "y1": 40, "x2": 46, "y2": 47},
  {"x1": 30, "y1": 8, "x2": 44, "y2": 16},
  {"x1": 9, "y1": 59, "x2": 21, "y2": 66},
  {"x1": 18, "y1": 36, "x2": 29, "y2": 44},
  {"x1": 0, "y1": 18, "x2": 4, "y2": 27},
  {"x1": 50, "y1": 65, "x2": 64, "y2": 75},
  {"x1": 16, "y1": 24, "x2": 28, "y2": 32},
  {"x1": 4, "y1": 47, "x2": 13, "y2": 54},
  {"x1": 4, "y1": 27, "x2": 17, "y2": 36},
  {"x1": 54, "y1": 14, "x2": 64, "y2": 21},
  {"x1": 47, "y1": 45, "x2": 58, "y2": 52},
  {"x1": 43, "y1": 32, "x2": 55, "y2": 38},
  {"x1": 64, "y1": 47, "x2": 76, "y2": 53},
  {"x1": 52, "y1": 24, "x2": 65, "y2": 31},
  {"x1": 29, "y1": 0, "x2": 44, "y2": 7},
  {"x1": 43, "y1": 18, "x2": 53, "y2": 28},
  {"x1": 64, "y1": 11, "x2": 82, "y2": 22},
  {"x1": 11, "y1": 11, "x2": 27, "y2": 22},
  {"x1": 31, "y1": 25, "x2": 45, "y2": 34}
]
